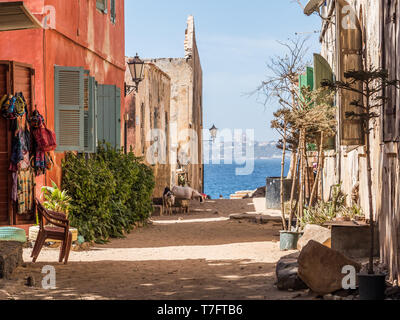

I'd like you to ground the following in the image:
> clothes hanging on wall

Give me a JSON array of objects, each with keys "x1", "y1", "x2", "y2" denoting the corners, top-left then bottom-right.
[{"x1": 17, "y1": 168, "x2": 34, "y2": 215}]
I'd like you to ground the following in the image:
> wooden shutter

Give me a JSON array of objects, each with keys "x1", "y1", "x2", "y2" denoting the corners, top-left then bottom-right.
[
  {"x1": 54, "y1": 66, "x2": 84, "y2": 152},
  {"x1": 0, "y1": 62, "x2": 10, "y2": 225},
  {"x1": 313, "y1": 54, "x2": 336, "y2": 150},
  {"x1": 337, "y1": 0, "x2": 364, "y2": 146},
  {"x1": 299, "y1": 67, "x2": 315, "y2": 90},
  {"x1": 110, "y1": 0, "x2": 116, "y2": 23},
  {"x1": 314, "y1": 54, "x2": 333, "y2": 89},
  {"x1": 83, "y1": 72, "x2": 96, "y2": 153},
  {"x1": 383, "y1": 0, "x2": 398, "y2": 142},
  {"x1": 96, "y1": 0, "x2": 108, "y2": 13},
  {"x1": 97, "y1": 84, "x2": 121, "y2": 149}
]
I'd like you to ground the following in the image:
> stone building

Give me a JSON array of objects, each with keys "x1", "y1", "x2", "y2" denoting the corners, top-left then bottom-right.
[
  {"x1": 305, "y1": 0, "x2": 400, "y2": 282},
  {"x1": 150, "y1": 15, "x2": 204, "y2": 193},
  {"x1": 125, "y1": 62, "x2": 172, "y2": 199}
]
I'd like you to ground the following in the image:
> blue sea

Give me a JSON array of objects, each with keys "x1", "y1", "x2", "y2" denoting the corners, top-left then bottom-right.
[{"x1": 204, "y1": 159, "x2": 291, "y2": 199}]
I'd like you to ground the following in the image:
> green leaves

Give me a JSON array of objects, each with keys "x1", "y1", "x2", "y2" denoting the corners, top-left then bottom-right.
[
  {"x1": 61, "y1": 142, "x2": 155, "y2": 243},
  {"x1": 41, "y1": 181, "x2": 72, "y2": 216}
]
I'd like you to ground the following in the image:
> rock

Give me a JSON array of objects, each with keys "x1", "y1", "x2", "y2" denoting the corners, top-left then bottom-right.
[
  {"x1": 276, "y1": 253, "x2": 308, "y2": 291},
  {"x1": 298, "y1": 240, "x2": 361, "y2": 294},
  {"x1": 297, "y1": 224, "x2": 331, "y2": 251},
  {"x1": 26, "y1": 275, "x2": 36, "y2": 287},
  {"x1": 0, "y1": 241, "x2": 23, "y2": 279}
]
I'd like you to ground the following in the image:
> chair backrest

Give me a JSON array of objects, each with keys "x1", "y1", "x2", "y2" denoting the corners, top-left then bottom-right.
[{"x1": 35, "y1": 198, "x2": 69, "y2": 230}]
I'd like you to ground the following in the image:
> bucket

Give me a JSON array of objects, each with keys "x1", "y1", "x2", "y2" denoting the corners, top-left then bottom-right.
[
  {"x1": 357, "y1": 273, "x2": 386, "y2": 300},
  {"x1": 280, "y1": 231, "x2": 302, "y2": 251}
]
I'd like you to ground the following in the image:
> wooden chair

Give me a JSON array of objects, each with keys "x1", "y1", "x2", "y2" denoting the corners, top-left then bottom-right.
[{"x1": 31, "y1": 198, "x2": 72, "y2": 264}]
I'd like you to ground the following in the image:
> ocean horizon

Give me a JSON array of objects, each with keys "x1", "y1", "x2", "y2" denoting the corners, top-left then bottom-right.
[{"x1": 204, "y1": 158, "x2": 291, "y2": 199}]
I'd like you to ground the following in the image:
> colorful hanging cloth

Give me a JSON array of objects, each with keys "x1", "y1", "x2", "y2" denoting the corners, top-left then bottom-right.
[{"x1": 17, "y1": 169, "x2": 35, "y2": 215}]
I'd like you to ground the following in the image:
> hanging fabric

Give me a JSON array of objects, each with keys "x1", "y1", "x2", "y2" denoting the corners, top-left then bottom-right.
[{"x1": 17, "y1": 168, "x2": 35, "y2": 215}]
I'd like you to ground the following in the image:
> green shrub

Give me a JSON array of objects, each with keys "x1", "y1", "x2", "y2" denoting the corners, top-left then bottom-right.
[{"x1": 61, "y1": 143, "x2": 155, "y2": 243}]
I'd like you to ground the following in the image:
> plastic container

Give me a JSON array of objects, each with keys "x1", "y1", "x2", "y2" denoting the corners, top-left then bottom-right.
[
  {"x1": 358, "y1": 273, "x2": 386, "y2": 300},
  {"x1": 0, "y1": 227, "x2": 27, "y2": 243},
  {"x1": 280, "y1": 231, "x2": 302, "y2": 251}
]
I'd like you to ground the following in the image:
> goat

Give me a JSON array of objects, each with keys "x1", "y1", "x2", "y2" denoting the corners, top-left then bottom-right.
[{"x1": 163, "y1": 189, "x2": 175, "y2": 216}]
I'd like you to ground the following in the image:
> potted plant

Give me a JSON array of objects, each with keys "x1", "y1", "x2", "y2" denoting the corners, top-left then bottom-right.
[
  {"x1": 29, "y1": 181, "x2": 75, "y2": 244},
  {"x1": 41, "y1": 181, "x2": 72, "y2": 218},
  {"x1": 323, "y1": 68, "x2": 399, "y2": 300}
]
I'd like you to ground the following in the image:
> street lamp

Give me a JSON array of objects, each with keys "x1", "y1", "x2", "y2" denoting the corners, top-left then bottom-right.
[
  {"x1": 125, "y1": 53, "x2": 145, "y2": 96},
  {"x1": 209, "y1": 124, "x2": 218, "y2": 142}
]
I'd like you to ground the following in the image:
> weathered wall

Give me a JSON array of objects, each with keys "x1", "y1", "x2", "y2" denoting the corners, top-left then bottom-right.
[
  {"x1": 320, "y1": 0, "x2": 400, "y2": 282},
  {"x1": 0, "y1": 0, "x2": 125, "y2": 222},
  {"x1": 320, "y1": 0, "x2": 381, "y2": 212},
  {"x1": 152, "y1": 16, "x2": 204, "y2": 192},
  {"x1": 125, "y1": 62, "x2": 171, "y2": 198}
]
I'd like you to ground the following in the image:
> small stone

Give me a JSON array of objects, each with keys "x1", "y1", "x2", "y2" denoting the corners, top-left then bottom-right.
[
  {"x1": 214, "y1": 211, "x2": 219, "y2": 215},
  {"x1": 323, "y1": 294, "x2": 334, "y2": 300},
  {"x1": 333, "y1": 295, "x2": 342, "y2": 300},
  {"x1": 26, "y1": 275, "x2": 35, "y2": 287}
]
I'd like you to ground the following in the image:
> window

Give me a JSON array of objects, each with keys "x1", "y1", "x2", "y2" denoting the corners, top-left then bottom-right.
[
  {"x1": 96, "y1": 84, "x2": 121, "y2": 149},
  {"x1": 96, "y1": 0, "x2": 108, "y2": 13},
  {"x1": 110, "y1": 0, "x2": 116, "y2": 23},
  {"x1": 54, "y1": 66, "x2": 96, "y2": 153}
]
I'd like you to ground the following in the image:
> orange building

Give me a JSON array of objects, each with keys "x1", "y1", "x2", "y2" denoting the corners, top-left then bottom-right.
[{"x1": 0, "y1": 0, "x2": 125, "y2": 227}]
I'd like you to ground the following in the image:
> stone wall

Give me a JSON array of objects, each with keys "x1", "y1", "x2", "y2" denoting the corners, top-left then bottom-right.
[
  {"x1": 125, "y1": 62, "x2": 172, "y2": 199},
  {"x1": 319, "y1": 0, "x2": 400, "y2": 282},
  {"x1": 152, "y1": 15, "x2": 204, "y2": 192}
]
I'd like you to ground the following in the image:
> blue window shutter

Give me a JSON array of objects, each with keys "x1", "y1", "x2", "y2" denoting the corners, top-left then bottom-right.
[
  {"x1": 84, "y1": 75, "x2": 97, "y2": 153},
  {"x1": 115, "y1": 86, "x2": 121, "y2": 149},
  {"x1": 54, "y1": 66, "x2": 84, "y2": 152},
  {"x1": 96, "y1": 84, "x2": 121, "y2": 149}
]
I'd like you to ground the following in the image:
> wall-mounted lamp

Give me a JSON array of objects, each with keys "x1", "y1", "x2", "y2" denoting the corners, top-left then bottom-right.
[
  {"x1": 209, "y1": 124, "x2": 218, "y2": 142},
  {"x1": 125, "y1": 53, "x2": 145, "y2": 96}
]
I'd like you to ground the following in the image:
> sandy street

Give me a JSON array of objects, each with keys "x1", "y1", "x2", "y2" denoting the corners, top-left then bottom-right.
[{"x1": 0, "y1": 200, "x2": 306, "y2": 300}]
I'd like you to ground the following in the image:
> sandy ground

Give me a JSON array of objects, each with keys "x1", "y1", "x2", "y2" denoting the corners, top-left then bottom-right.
[{"x1": 0, "y1": 200, "x2": 309, "y2": 300}]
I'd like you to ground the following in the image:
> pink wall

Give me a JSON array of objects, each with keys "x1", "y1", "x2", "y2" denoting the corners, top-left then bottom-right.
[{"x1": 0, "y1": 0, "x2": 125, "y2": 192}]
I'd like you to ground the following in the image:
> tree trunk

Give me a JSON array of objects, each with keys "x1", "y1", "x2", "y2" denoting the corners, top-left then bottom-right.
[
  {"x1": 287, "y1": 151, "x2": 296, "y2": 180},
  {"x1": 309, "y1": 131, "x2": 324, "y2": 207},
  {"x1": 297, "y1": 128, "x2": 306, "y2": 230},
  {"x1": 280, "y1": 123, "x2": 288, "y2": 230},
  {"x1": 288, "y1": 150, "x2": 298, "y2": 231},
  {"x1": 366, "y1": 119, "x2": 375, "y2": 275}
]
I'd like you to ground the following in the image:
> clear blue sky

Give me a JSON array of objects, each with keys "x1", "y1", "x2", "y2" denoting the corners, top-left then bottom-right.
[{"x1": 125, "y1": 0, "x2": 322, "y2": 141}]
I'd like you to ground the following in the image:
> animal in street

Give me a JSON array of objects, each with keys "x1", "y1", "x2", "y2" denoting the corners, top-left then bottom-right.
[
  {"x1": 163, "y1": 189, "x2": 175, "y2": 216},
  {"x1": 171, "y1": 186, "x2": 204, "y2": 203}
]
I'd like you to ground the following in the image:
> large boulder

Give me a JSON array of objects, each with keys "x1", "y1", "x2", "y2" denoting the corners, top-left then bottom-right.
[
  {"x1": 298, "y1": 240, "x2": 361, "y2": 294},
  {"x1": 276, "y1": 252, "x2": 308, "y2": 291},
  {"x1": 297, "y1": 224, "x2": 331, "y2": 251},
  {"x1": 0, "y1": 241, "x2": 23, "y2": 279}
]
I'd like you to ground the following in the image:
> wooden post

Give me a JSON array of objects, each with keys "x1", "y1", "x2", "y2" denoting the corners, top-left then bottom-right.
[
  {"x1": 309, "y1": 131, "x2": 324, "y2": 207},
  {"x1": 280, "y1": 122, "x2": 288, "y2": 230}
]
